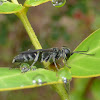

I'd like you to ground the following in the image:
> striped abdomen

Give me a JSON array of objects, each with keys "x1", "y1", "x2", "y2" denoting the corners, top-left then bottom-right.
[{"x1": 12, "y1": 53, "x2": 36, "y2": 63}]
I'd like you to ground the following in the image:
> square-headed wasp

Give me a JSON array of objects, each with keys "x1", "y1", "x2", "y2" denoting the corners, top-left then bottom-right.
[{"x1": 12, "y1": 46, "x2": 94, "y2": 72}]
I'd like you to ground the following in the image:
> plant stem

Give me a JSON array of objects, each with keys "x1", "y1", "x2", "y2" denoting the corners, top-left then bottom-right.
[
  {"x1": 16, "y1": 8, "x2": 42, "y2": 49},
  {"x1": 16, "y1": 7, "x2": 70, "y2": 100},
  {"x1": 52, "y1": 84, "x2": 70, "y2": 100}
]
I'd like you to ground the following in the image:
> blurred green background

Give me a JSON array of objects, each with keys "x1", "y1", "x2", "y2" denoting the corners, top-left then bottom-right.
[{"x1": 0, "y1": 0, "x2": 100, "y2": 100}]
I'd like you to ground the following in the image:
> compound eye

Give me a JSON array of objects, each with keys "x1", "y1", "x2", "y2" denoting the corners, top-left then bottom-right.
[
  {"x1": 64, "y1": 49, "x2": 71, "y2": 59},
  {"x1": 65, "y1": 48, "x2": 70, "y2": 54}
]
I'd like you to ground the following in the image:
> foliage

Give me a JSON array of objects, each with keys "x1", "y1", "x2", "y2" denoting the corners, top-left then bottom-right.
[
  {"x1": 0, "y1": 0, "x2": 100, "y2": 100},
  {"x1": 68, "y1": 29, "x2": 100, "y2": 77}
]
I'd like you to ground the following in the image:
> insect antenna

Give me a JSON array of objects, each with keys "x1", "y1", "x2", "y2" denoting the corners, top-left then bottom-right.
[{"x1": 71, "y1": 51, "x2": 95, "y2": 56}]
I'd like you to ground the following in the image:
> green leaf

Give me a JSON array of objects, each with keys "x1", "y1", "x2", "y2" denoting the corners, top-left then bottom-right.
[
  {"x1": 0, "y1": 1, "x2": 23, "y2": 14},
  {"x1": 0, "y1": 67, "x2": 64, "y2": 91},
  {"x1": 0, "y1": 67, "x2": 72, "y2": 91},
  {"x1": 57, "y1": 67, "x2": 72, "y2": 81},
  {"x1": 24, "y1": 0, "x2": 51, "y2": 7},
  {"x1": 68, "y1": 28, "x2": 100, "y2": 78}
]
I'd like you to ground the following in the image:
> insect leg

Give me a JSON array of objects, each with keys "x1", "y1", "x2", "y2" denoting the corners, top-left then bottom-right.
[
  {"x1": 52, "y1": 56, "x2": 59, "y2": 70},
  {"x1": 63, "y1": 59, "x2": 71, "y2": 69},
  {"x1": 30, "y1": 52, "x2": 40, "y2": 70}
]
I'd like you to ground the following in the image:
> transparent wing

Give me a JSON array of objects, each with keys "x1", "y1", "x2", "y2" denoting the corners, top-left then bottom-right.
[{"x1": 20, "y1": 48, "x2": 54, "y2": 54}]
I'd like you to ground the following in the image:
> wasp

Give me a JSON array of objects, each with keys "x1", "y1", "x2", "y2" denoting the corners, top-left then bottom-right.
[{"x1": 12, "y1": 46, "x2": 94, "y2": 72}]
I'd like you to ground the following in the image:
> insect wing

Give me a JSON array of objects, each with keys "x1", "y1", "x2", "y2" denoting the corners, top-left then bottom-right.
[
  {"x1": 19, "y1": 49, "x2": 54, "y2": 62},
  {"x1": 41, "y1": 51, "x2": 52, "y2": 62},
  {"x1": 20, "y1": 48, "x2": 54, "y2": 54},
  {"x1": 20, "y1": 50, "x2": 36, "y2": 54}
]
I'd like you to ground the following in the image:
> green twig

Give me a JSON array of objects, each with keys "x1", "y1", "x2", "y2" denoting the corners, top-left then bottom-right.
[
  {"x1": 16, "y1": 9, "x2": 42, "y2": 49},
  {"x1": 52, "y1": 84, "x2": 70, "y2": 100}
]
